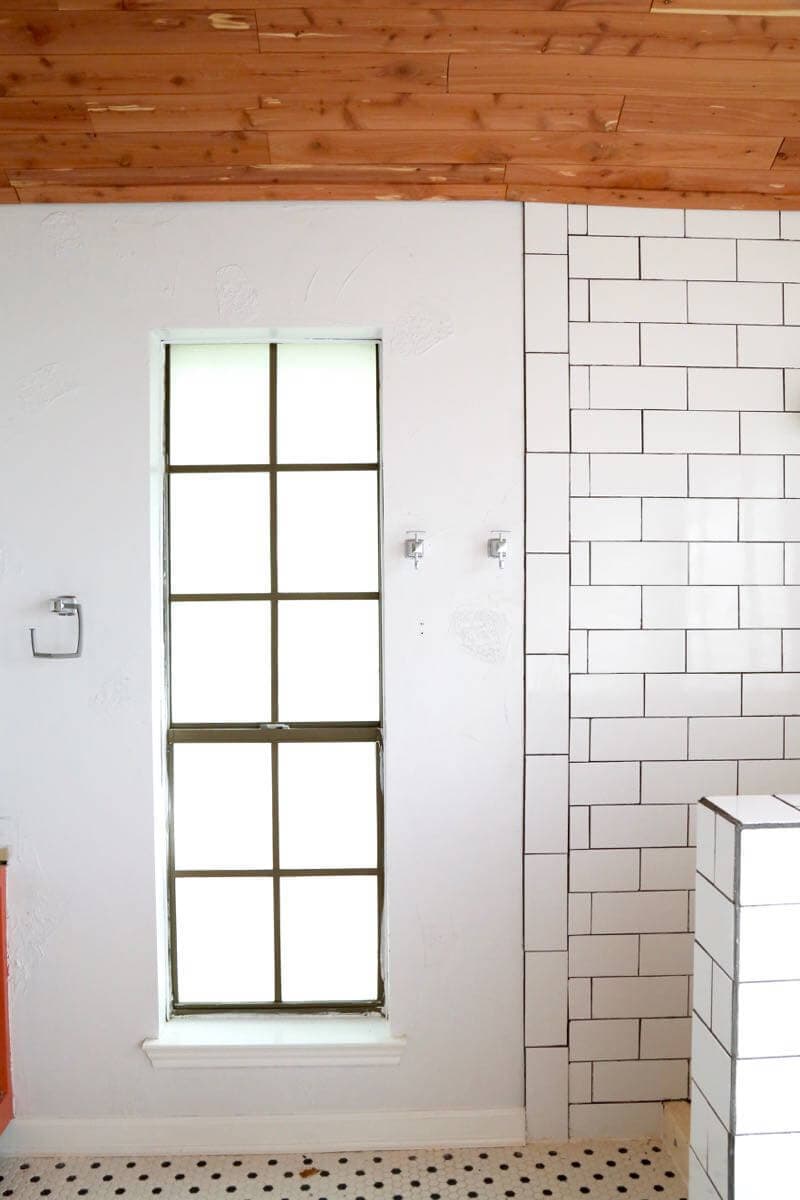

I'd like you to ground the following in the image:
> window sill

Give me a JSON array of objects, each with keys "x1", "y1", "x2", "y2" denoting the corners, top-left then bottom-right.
[{"x1": 142, "y1": 1014, "x2": 406, "y2": 1069}]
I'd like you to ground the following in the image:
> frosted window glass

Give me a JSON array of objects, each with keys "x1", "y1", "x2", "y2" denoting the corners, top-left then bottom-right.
[
  {"x1": 278, "y1": 600, "x2": 379, "y2": 721},
  {"x1": 170, "y1": 344, "x2": 269, "y2": 465},
  {"x1": 277, "y1": 343, "x2": 377, "y2": 464},
  {"x1": 277, "y1": 471, "x2": 378, "y2": 593},
  {"x1": 173, "y1": 744, "x2": 272, "y2": 870},
  {"x1": 279, "y1": 743, "x2": 377, "y2": 869},
  {"x1": 171, "y1": 601, "x2": 269, "y2": 722},
  {"x1": 170, "y1": 473, "x2": 269, "y2": 594},
  {"x1": 280, "y1": 876, "x2": 377, "y2": 1002},
  {"x1": 176, "y1": 877, "x2": 274, "y2": 1003}
]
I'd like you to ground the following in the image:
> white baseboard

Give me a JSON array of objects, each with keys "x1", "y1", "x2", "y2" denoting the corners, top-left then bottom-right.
[{"x1": 0, "y1": 1108, "x2": 526, "y2": 1157}]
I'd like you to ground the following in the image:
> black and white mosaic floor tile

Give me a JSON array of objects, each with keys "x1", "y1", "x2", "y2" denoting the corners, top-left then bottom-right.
[{"x1": 0, "y1": 1141, "x2": 685, "y2": 1200}]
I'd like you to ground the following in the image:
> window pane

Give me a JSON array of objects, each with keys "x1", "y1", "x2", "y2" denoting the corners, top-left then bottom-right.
[
  {"x1": 277, "y1": 471, "x2": 378, "y2": 593},
  {"x1": 173, "y1": 744, "x2": 272, "y2": 870},
  {"x1": 171, "y1": 601, "x2": 269, "y2": 722},
  {"x1": 280, "y1": 876, "x2": 377, "y2": 1002},
  {"x1": 277, "y1": 343, "x2": 377, "y2": 464},
  {"x1": 279, "y1": 743, "x2": 377, "y2": 869},
  {"x1": 278, "y1": 600, "x2": 379, "y2": 721},
  {"x1": 175, "y1": 877, "x2": 274, "y2": 1003},
  {"x1": 170, "y1": 344, "x2": 269, "y2": 465},
  {"x1": 170, "y1": 473, "x2": 269, "y2": 595}
]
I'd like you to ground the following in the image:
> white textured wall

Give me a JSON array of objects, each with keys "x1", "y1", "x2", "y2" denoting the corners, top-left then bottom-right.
[
  {"x1": 0, "y1": 202, "x2": 524, "y2": 1134},
  {"x1": 523, "y1": 202, "x2": 800, "y2": 1141}
]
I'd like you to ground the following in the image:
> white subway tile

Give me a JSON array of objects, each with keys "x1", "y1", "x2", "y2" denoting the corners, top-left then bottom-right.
[
  {"x1": 570, "y1": 322, "x2": 640, "y2": 366},
  {"x1": 644, "y1": 410, "x2": 739, "y2": 454},
  {"x1": 786, "y1": 458, "x2": 800, "y2": 501},
  {"x1": 691, "y1": 1092, "x2": 729, "y2": 1200},
  {"x1": 526, "y1": 354, "x2": 570, "y2": 451},
  {"x1": 713, "y1": 814, "x2": 735, "y2": 900},
  {"x1": 688, "y1": 281, "x2": 782, "y2": 325},
  {"x1": 693, "y1": 946, "x2": 713, "y2": 1026},
  {"x1": 570, "y1": 1101, "x2": 663, "y2": 1138},
  {"x1": 740, "y1": 826, "x2": 800, "y2": 905},
  {"x1": 689, "y1": 543, "x2": 783, "y2": 585},
  {"x1": 739, "y1": 904, "x2": 800, "y2": 982},
  {"x1": 591, "y1": 543, "x2": 687, "y2": 585},
  {"x1": 593, "y1": 891, "x2": 688, "y2": 936},
  {"x1": 782, "y1": 212, "x2": 800, "y2": 239},
  {"x1": 640, "y1": 932, "x2": 694, "y2": 975},
  {"x1": 688, "y1": 630, "x2": 782, "y2": 673},
  {"x1": 569, "y1": 892, "x2": 592, "y2": 936},
  {"x1": 741, "y1": 586, "x2": 800, "y2": 628},
  {"x1": 590, "y1": 365, "x2": 687, "y2": 410},
  {"x1": 571, "y1": 628, "x2": 588, "y2": 672},
  {"x1": 527, "y1": 453, "x2": 569, "y2": 551},
  {"x1": 740, "y1": 326, "x2": 800, "y2": 368},
  {"x1": 571, "y1": 718, "x2": 590, "y2": 761},
  {"x1": 571, "y1": 673, "x2": 643, "y2": 718},
  {"x1": 695, "y1": 803, "x2": 715, "y2": 881},
  {"x1": 569, "y1": 278, "x2": 589, "y2": 323},
  {"x1": 690, "y1": 453, "x2": 783, "y2": 498},
  {"x1": 570, "y1": 805, "x2": 589, "y2": 849},
  {"x1": 526, "y1": 554, "x2": 569, "y2": 653},
  {"x1": 736, "y1": 1058, "x2": 800, "y2": 1135},
  {"x1": 785, "y1": 629, "x2": 800, "y2": 669},
  {"x1": 571, "y1": 542, "x2": 590, "y2": 585},
  {"x1": 642, "y1": 498, "x2": 737, "y2": 541},
  {"x1": 739, "y1": 757, "x2": 800, "y2": 794},
  {"x1": 692, "y1": 1019, "x2": 732, "y2": 1126},
  {"x1": 524, "y1": 853, "x2": 568, "y2": 951},
  {"x1": 646, "y1": 673, "x2": 740, "y2": 717},
  {"x1": 526, "y1": 655, "x2": 569, "y2": 753},
  {"x1": 568, "y1": 934, "x2": 639, "y2": 979},
  {"x1": 525, "y1": 950, "x2": 568, "y2": 1046},
  {"x1": 711, "y1": 964, "x2": 732, "y2": 1051},
  {"x1": 589, "y1": 629, "x2": 685, "y2": 673},
  {"x1": 686, "y1": 210, "x2": 779, "y2": 239},
  {"x1": 688, "y1": 367, "x2": 783, "y2": 411},
  {"x1": 570, "y1": 365, "x2": 590, "y2": 411},
  {"x1": 735, "y1": 1132, "x2": 800, "y2": 1200},
  {"x1": 571, "y1": 410, "x2": 642, "y2": 453},
  {"x1": 568, "y1": 204, "x2": 588, "y2": 235},
  {"x1": 641, "y1": 238, "x2": 735, "y2": 281},
  {"x1": 738, "y1": 238, "x2": 800, "y2": 282},
  {"x1": 569, "y1": 977, "x2": 592, "y2": 1020},
  {"x1": 641, "y1": 847, "x2": 696, "y2": 890},
  {"x1": 590, "y1": 279, "x2": 686, "y2": 323},
  {"x1": 568, "y1": 234, "x2": 639, "y2": 279},
  {"x1": 526, "y1": 1047, "x2": 568, "y2": 1140},
  {"x1": 570, "y1": 847, "x2": 639, "y2": 892},
  {"x1": 641, "y1": 759, "x2": 737, "y2": 806},
  {"x1": 591, "y1": 717, "x2": 687, "y2": 762},
  {"x1": 525, "y1": 254, "x2": 568, "y2": 352},
  {"x1": 741, "y1": 499, "x2": 800, "y2": 542},
  {"x1": 569, "y1": 1061, "x2": 591, "y2": 1103},
  {"x1": 640, "y1": 1017, "x2": 692, "y2": 1061},
  {"x1": 593, "y1": 974, "x2": 689, "y2": 1016},
  {"x1": 642, "y1": 585, "x2": 738, "y2": 629},
  {"x1": 570, "y1": 451, "x2": 590, "y2": 495},
  {"x1": 524, "y1": 202, "x2": 568, "y2": 254},
  {"x1": 591, "y1": 802, "x2": 688, "y2": 847},
  {"x1": 742, "y1": 411, "x2": 800, "y2": 453},
  {"x1": 525, "y1": 755, "x2": 568, "y2": 854},
  {"x1": 744, "y1": 673, "x2": 800, "y2": 715},
  {"x1": 783, "y1": 283, "x2": 800, "y2": 326},
  {"x1": 570, "y1": 1017, "x2": 639, "y2": 1062},
  {"x1": 784, "y1": 541, "x2": 800, "y2": 582},
  {"x1": 690, "y1": 716, "x2": 783, "y2": 761},
  {"x1": 572, "y1": 497, "x2": 641, "y2": 540},
  {"x1": 695, "y1": 874, "x2": 735, "y2": 975},
  {"x1": 570, "y1": 761, "x2": 640, "y2": 807},
  {"x1": 787, "y1": 372, "x2": 800, "y2": 413},
  {"x1": 571, "y1": 585, "x2": 641, "y2": 629},
  {"x1": 594, "y1": 1058, "x2": 687, "y2": 1102},
  {"x1": 642, "y1": 324, "x2": 736, "y2": 368},
  {"x1": 589, "y1": 205, "x2": 684, "y2": 238},
  {"x1": 590, "y1": 453, "x2": 687, "y2": 497}
]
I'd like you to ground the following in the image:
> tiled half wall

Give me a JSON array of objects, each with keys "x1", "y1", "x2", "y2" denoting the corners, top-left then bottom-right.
[{"x1": 522, "y1": 202, "x2": 800, "y2": 1141}]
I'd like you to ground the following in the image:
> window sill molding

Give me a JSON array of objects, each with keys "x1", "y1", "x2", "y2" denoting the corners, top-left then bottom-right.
[{"x1": 142, "y1": 1014, "x2": 406, "y2": 1069}]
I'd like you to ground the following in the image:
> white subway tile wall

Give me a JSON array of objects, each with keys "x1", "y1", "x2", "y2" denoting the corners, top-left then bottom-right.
[{"x1": 523, "y1": 202, "x2": 800, "y2": 1140}]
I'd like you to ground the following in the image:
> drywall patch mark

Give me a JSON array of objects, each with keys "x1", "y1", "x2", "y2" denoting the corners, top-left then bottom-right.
[
  {"x1": 89, "y1": 673, "x2": 133, "y2": 713},
  {"x1": 216, "y1": 263, "x2": 259, "y2": 321},
  {"x1": 389, "y1": 303, "x2": 454, "y2": 357},
  {"x1": 40, "y1": 211, "x2": 83, "y2": 257},
  {"x1": 450, "y1": 607, "x2": 510, "y2": 663},
  {"x1": 7, "y1": 363, "x2": 78, "y2": 427}
]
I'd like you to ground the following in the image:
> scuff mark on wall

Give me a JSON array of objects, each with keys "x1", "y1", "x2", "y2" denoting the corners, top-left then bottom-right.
[
  {"x1": 389, "y1": 303, "x2": 454, "y2": 357},
  {"x1": 1, "y1": 363, "x2": 78, "y2": 434},
  {"x1": 40, "y1": 211, "x2": 83, "y2": 258},
  {"x1": 89, "y1": 673, "x2": 133, "y2": 713},
  {"x1": 216, "y1": 264, "x2": 259, "y2": 322},
  {"x1": 450, "y1": 607, "x2": 510, "y2": 663}
]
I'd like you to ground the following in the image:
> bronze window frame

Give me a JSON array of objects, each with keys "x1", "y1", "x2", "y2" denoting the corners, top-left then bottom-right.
[{"x1": 164, "y1": 341, "x2": 384, "y2": 1016}]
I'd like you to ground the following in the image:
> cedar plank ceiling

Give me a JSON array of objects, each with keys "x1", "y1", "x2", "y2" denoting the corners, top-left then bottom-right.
[{"x1": 1, "y1": 0, "x2": 800, "y2": 204}]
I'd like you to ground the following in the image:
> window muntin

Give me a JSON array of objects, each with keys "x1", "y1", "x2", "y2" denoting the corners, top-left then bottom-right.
[{"x1": 165, "y1": 341, "x2": 383, "y2": 1013}]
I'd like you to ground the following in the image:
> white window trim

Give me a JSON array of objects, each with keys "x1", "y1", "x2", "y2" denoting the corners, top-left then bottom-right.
[{"x1": 142, "y1": 1013, "x2": 405, "y2": 1069}]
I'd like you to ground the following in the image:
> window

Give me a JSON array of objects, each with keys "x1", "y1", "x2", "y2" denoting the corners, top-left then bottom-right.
[{"x1": 165, "y1": 341, "x2": 383, "y2": 1013}]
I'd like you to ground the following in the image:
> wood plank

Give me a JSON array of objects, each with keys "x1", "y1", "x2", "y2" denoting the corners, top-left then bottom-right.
[
  {"x1": 772, "y1": 138, "x2": 800, "y2": 168},
  {"x1": 505, "y1": 160, "x2": 800, "y2": 193},
  {"x1": 0, "y1": 128, "x2": 271, "y2": 167},
  {"x1": 251, "y1": 92, "x2": 623, "y2": 132},
  {"x1": 0, "y1": 95, "x2": 88, "y2": 126},
  {"x1": 0, "y1": 52, "x2": 447, "y2": 95},
  {"x1": 0, "y1": 183, "x2": 16, "y2": 196},
  {"x1": 0, "y1": 10, "x2": 258, "y2": 53},
  {"x1": 651, "y1": 0, "x2": 800, "y2": 11},
  {"x1": 58, "y1": 0, "x2": 653, "y2": 12},
  {"x1": 619, "y1": 94, "x2": 800, "y2": 136},
  {"x1": 269, "y1": 130, "x2": 780, "y2": 169},
  {"x1": 449, "y1": 51, "x2": 800, "y2": 97},
  {"x1": 12, "y1": 180, "x2": 507, "y2": 199},
  {"x1": 86, "y1": 93, "x2": 260, "y2": 131},
  {"x1": 8, "y1": 160, "x2": 505, "y2": 182},
  {"x1": 507, "y1": 181, "x2": 800, "y2": 207},
  {"x1": 254, "y1": 9, "x2": 800, "y2": 59}
]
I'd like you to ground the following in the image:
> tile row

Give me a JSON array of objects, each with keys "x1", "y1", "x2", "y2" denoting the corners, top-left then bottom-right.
[
  {"x1": 566, "y1": 672, "x2": 800, "y2": 717},
  {"x1": 525, "y1": 202, "x2": 800, "y2": 249}
]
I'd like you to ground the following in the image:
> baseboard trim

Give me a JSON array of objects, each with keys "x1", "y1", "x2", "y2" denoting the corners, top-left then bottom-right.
[{"x1": 0, "y1": 1108, "x2": 526, "y2": 1156}]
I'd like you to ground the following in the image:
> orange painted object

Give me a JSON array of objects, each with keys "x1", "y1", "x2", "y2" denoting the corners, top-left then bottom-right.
[{"x1": 0, "y1": 867, "x2": 13, "y2": 1134}]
